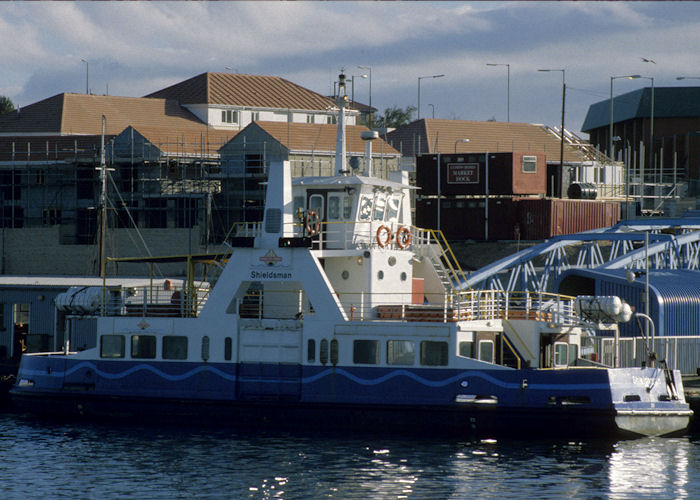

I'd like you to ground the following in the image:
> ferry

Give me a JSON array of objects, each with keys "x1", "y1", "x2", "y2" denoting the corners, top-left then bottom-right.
[{"x1": 10, "y1": 76, "x2": 692, "y2": 439}]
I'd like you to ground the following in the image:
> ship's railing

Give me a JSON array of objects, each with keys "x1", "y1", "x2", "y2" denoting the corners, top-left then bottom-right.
[
  {"x1": 233, "y1": 287, "x2": 577, "y2": 325},
  {"x1": 100, "y1": 284, "x2": 210, "y2": 318}
]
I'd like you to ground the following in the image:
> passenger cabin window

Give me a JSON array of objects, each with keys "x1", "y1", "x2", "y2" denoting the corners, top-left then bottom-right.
[
  {"x1": 359, "y1": 196, "x2": 372, "y2": 221},
  {"x1": 163, "y1": 336, "x2": 187, "y2": 360},
  {"x1": 320, "y1": 339, "x2": 329, "y2": 364},
  {"x1": 478, "y1": 340, "x2": 494, "y2": 363},
  {"x1": 554, "y1": 342, "x2": 568, "y2": 367},
  {"x1": 201, "y1": 336, "x2": 210, "y2": 362},
  {"x1": 458, "y1": 341, "x2": 474, "y2": 358},
  {"x1": 387, "y1": 340, "x2": 414, "y2": 365},
  {"x1": 569, "y1": 344, "x2": 579, "y2": 365},
  {"x1": 307, "y1": 339, "x2": 316, "y2": 362},
  {"x1": 353, "y1": 340, "x2": 380, "y2": 364},
  {"x1": 131, "y1": 335, "x2": 156, "y2": 359},
  {"x1": 343, "y1": 196, "x2": 353, "y2": 219},
  {"x1": 100, "y1": 335, "x2": 125, "y2": 358},
  {"x1": 420, "y1": 341, "x2": 448, "y2": 366},
  {"x1": 522, "y1": 155, "x2": 537, "y2": 173},
  {"x1": 224, "y1": 337, "x2": 233, "y2": 361},
  {"x1": 330, "y1": 339, "x2": 339, "y2": 365},
  {"x1": 328, "y1": 196, "x2": 340, "y2": 220}
]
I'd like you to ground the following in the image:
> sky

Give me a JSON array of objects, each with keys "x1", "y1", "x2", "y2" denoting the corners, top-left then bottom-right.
[{"x1": 2, "y1": 1, "x2": 700, "y2": 135}]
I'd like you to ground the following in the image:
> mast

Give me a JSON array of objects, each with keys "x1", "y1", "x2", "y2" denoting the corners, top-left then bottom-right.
[
  {"x1": 99, "y1": 115, "x2": 107, "y2": 278},
  {"x1": 334, "y1": 70, "x2": 348, "y2": 176}
]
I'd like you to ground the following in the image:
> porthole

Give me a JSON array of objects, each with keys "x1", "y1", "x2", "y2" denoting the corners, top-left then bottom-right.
[
  {"x1": 377, "y1": 270, "x2": 384, "y2": 280},
  {"x1": 341, "y1": 270, "x2": 349, "y2": 280},
  {"x1": 388, "y1": 256, "x2": 397, "y2": 266},
  {"x1": 400, "y1": 272, "x2": 407, "y2": 281}
]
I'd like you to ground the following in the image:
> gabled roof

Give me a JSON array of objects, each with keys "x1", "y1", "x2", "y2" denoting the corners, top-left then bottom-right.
[
  {"x1": 118, "y1": 126, "x2": 237, "y2": 156},
  {"x1": 145, "y1": 72, "x2": 337, "y2": 111},
  {"x1": 581, "y1": 86, "x2": 700, "y2": 132},
  {"x1": 0, "y1": 93, "x2": 209, "y2": 136},
  {"x1": 386, "y1": 119, "x2": 582, "y2": 162},
  {"x1": 242, "y1": 121, "x2": 400, "y2": 156}
]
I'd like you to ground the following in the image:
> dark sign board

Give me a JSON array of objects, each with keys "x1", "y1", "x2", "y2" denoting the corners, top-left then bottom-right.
[{"x1": 447, "y1": 163, "x2": 479, "y2": 184}]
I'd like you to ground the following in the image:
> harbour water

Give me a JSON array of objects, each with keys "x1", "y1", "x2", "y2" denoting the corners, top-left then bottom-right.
[{"x1": 2, "y1": 414, "x2": 699, "y2": 499}]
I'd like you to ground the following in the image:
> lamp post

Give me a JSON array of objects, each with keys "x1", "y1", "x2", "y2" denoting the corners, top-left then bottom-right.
[
  {"x1": 351, "y1": 74, "x2": 367, "y2": 110},
  {"x1": 609, "y1": 75, "x2": 641, "y2": 162},
  {"x1": 538, "y1": 69, "x2": 566, "y2": 197},
  {"x1": 81, "y1": 58, "x2": 89, "y2": 94},
  {"x1": 677, "y1": 76, "x2": 700, "y2": 81},
  {"x1": 357, "y1": 65, "x2": 372, "y2": 120},
  {"x1": 487, "y1": 63, "x2": 510, "y2": 122},
  {"x1": 454, "y1": 138, "x2": 469, "y2": 153},
  {"x1": 417, "y1": 74, "x2": 444, "y2": 120},
  {"x1": 625, "y1": 230, "x2": 652, "y2": 358},
  {"x1": 428, "y1": 104, "x2": 435, "y2": 119},
  {"x1": 637, "y1": 76, "x2": 655, "y2": 186}
]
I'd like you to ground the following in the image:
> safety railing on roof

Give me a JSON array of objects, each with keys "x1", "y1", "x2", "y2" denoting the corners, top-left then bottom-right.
[{"x1": 99, "y1": 284, "x2": 210, "y2": 318}]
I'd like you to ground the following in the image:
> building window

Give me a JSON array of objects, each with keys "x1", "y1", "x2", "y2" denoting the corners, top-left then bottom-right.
[
  {"x1": 221, "y1": 110, "x2": 239, "y2": 124},
  {"x1": 175, "y1": 198, "x2": 198, "y2": 228},
  {"x1": 353, "y1": 339, "x2": 380, "y2": 364},
  {"x1": 306, "y1": 115, "x2": 314, "y2": 124},
  {"x1": 100, "y1": 335, "x2": 125, "y2": 358},
  {"x1": 420, "y1": 341, "x2": 448, "y2": 366},
  {"x1": 144, "y1": 198, "x2": 168, "y2": 228},
  {"x1": 42, "y1": 208, "x2": 61, "y2": 225},
  {"x1": 131, "y1": 335, "x2": 156, "y2": 359},
  {"x1": 387, "y1": 340, "x2": 414, "y2": 365},
  {"x1": 522, "y1": 155, "x2": 537, "y2": 173},
  {"x1": 251, "y1": 111, "x2": 260, "y2": 122},
  {"x1": 163, "y1": 336, "x2": 188, "y2": 360}
]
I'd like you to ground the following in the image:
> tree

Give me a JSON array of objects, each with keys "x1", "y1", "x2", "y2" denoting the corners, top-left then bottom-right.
[
  {"x1": 0, "y1": 96, "x2": 15, "y2": 115},
  {"x1": 372, "y1": 105, "x2": 416, "y2": 129}
]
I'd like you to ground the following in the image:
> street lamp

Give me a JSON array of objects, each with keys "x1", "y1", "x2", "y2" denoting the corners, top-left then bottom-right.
[
  {"x1": 609, "y1": 75, "x2": 641, "y2": 162},
  {"x1": 358, "y1": 65, "x2": 372, "y2": 118},
  {"x1": 625, "y1": 230, "x2": 652, "y2": 357},
  {"x1": 417, "y1": 74, "x2": 444, "y2": 120},
  {"x1": 81, "y1": 58, "x2": 89, "y2": 94},
  {"x1": 538, "y1": 69, "x2": 566, "y2": 197},
  {"x1": 677, "y1": 76, "x2": 700, "y2": 81},
  {"x1": 428, "y1": 104, "x2": 435, "y2": 119},
  {"x1": 637, "y1": 76, "x2": 655, "y2": 188},
  {"x1": 487, "y1": 63, "x2": 510, "y2": 122},
  {"x1": 454, "y1": 138, "x2": 469, "y2": 153},
  {"x1": 351, "y1": 74, "x2": 368, "y2": 109}
]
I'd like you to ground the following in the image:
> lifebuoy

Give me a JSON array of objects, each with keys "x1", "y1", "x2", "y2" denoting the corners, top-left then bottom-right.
[
  {"x1": 376, "y1": 225, "x2": 393, "y2": 248},
  {"x1": 396, "y1": 226, "x2": 412, "y2": 249},
  {"x1": 305, "y1": 210, "x2": 321, "y2": 236}
]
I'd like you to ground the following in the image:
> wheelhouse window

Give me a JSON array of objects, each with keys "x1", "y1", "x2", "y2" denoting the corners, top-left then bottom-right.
[
  {"x1": 386, "y1": 195, "x2": 401, "y2": 222},
  {"x1": 420, "y1": 341, "x2": 448, "y2": 366},
  {"x1": 328, "y1": 196, "x2": 340, "y2": 220},
  {"x1": 373, "y1": 195, "x2": 386, "y2": 221},
  {"x1": 163, "y1": 336, "x2": 187, "y2": 360},
  {"x1": 100, "y1": 335, "x2": 125, "y2": 358},
  {"x1": 353, "y1": 340, "x2": 380, "y2": 364},
  {"x1": 387, "y1": 340, "x2": 414, "y2": 365},
  {"x1": 131, "y1": 335, "x2": 156, "y2": 359},
  {"x1": 522, "y1": 155, "x2": 537, "y2": 173},
  {"x1": 343, "y1": 196, "x2": 353, "y2": 219},
  {"x1": 358, "y1": 196, "x2": 372, "y2": 221}
]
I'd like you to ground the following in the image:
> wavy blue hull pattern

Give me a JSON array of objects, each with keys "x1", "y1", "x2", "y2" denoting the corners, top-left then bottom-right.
[{"x1": 9, "y1": 356, "x2": 679, "y2": 438}]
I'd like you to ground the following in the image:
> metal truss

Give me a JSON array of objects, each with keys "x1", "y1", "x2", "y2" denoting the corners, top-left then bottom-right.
[{"x1": 462, "y1": 217, "x2": 700, "y2": 293}]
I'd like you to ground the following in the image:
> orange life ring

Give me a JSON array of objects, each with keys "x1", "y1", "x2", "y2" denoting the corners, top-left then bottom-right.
[
  {"x1": 305, "y1": 210, "x2": 321, "y2": 236},
  {"x1": 396, "y1": 226, "x2": 412, "y2": 249},
  {"x1": 376, "y1": 225, "x2": 393, "y2": 248}
]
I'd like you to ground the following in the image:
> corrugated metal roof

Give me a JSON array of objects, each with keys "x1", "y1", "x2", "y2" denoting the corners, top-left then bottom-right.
[
  {"x1": 556, "y1": 268, "x2": 700, "y2": 337},
  {"x1": 386, "y1": 119, "x2": 583, "y2": 162},
  {"x1": 245, "y1": 121, "x2": 400, "y2": 156},
  {"x1": 581, "y1": 86, "x2": 700, "y2": 132},
  {"x1": 145, "y1": 72, "x2": 337, "y2": 111}
]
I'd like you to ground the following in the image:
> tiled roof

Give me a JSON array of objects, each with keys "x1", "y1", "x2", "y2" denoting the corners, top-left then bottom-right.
[
  {"x1": 386, "y1": 119, "x2": 584, "y2": 163},
  {"x1": 250, "y1": 121, "x2": 400, "y2": 156},
  {"x1": 0, "y1": 93, "x2": 210, "y2": 136},
  {"x1": 128, "y1": 126, "x2": 237, "y2": 156},
  {"x1": 145, "y1": 72, "x2": 337, "y2": 111}
]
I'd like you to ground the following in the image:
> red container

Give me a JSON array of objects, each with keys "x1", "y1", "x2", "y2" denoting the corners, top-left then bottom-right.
[{"x1": 516, "y1": 198, "x2": 620, "y2": 240}]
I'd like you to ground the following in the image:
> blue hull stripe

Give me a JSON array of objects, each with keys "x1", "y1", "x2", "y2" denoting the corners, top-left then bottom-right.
[{"x1": 22, "y1": 361, "x2": 610, "y2": 392}]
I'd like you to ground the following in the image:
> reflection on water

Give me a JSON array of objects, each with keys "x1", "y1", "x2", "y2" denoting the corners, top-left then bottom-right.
[{"x1": 1, "y1": 415, "x2": 699, "y2": 499}]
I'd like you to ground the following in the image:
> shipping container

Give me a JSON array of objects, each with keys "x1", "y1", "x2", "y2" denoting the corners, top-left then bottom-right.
[
  {"x1": 516, "y1": 198, "x2": 620, "y2": 240},
  {"x1": 416, "y1": 197, "x2": 517, "y2": 240},
  {"x1": 416, "y1": 152, "x2": 546, "y2": 197}
]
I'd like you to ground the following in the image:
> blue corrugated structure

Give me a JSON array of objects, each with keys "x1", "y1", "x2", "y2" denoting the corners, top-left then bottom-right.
[{"x1": 556, "y1": 268, "x2": 700, "y2": 338}]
